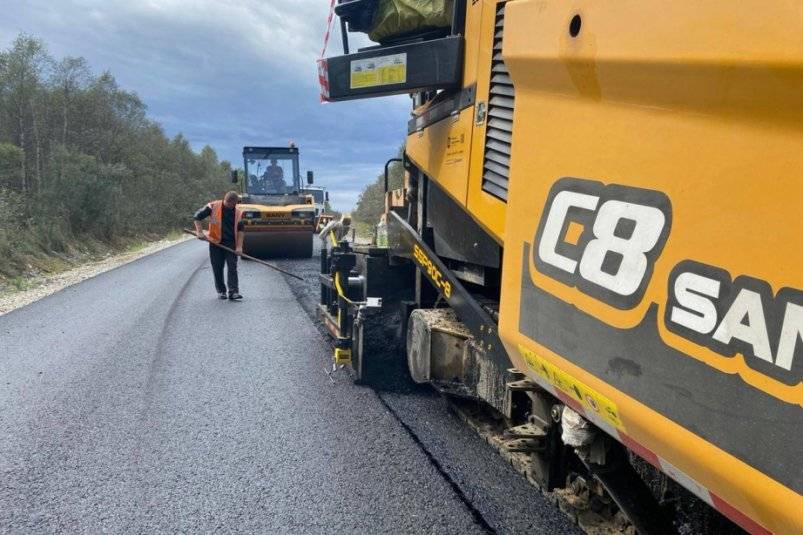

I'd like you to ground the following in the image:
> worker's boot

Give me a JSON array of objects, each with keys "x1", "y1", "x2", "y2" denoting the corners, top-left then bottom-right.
[
  {"x1": 218, "y1": 292, "x2": 228, "y2": 300},
  {"x1": 228, "y1": 292, "x2": 243, "y2": 300}
]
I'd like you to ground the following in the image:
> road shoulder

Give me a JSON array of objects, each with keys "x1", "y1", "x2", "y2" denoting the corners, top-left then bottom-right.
[{"x1": 0, "y1": 235, "x2": 191, "y2": 315}]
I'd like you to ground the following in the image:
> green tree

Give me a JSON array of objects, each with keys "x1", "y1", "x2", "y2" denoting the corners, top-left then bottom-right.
[
  {"x1": 352, "y1": 146, "x2": 404, "y2": 224},
  {"x1": 52, "y1": 56, "x2": 90, "y2": 153},
  {"x1": 0, "y1": 32, "x2": 233, "y2": 281},
  {"x1": 0, "y1": 34, "x2": 50, "y2": 193},
  {"x1": 0, "y1": 143, "x2": 24, "y2": 190}
]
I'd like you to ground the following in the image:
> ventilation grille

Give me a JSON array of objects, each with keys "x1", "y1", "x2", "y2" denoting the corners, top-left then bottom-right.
[{"x1": 481, "y1": 3, "x2": 514, "y2": 202}]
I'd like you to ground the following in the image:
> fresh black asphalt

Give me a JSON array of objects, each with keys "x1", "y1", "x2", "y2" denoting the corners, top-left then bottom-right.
[{"x1": 0, "y1": 239, "x2": 576, "y2": 534}]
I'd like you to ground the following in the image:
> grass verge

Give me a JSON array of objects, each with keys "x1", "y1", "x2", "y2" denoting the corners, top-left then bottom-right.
[{"x1": 0, "y1": 228, "x2": 184, "y2": 294}]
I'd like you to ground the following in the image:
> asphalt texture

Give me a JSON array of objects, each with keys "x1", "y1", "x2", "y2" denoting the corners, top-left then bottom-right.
[{"x1": 0, "y1": 239, "x2": 577, "y2": 534}]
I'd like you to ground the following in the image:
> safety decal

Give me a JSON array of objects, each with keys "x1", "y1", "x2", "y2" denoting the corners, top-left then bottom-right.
[
  {"x1": 350, "y1": 53, "x2": 407, "y2": 89},
  {"x1": 413, "y1": 243, "x2": 453, "y2": 298},
  {"x1": 518, "y1": 344, "x2": 624, "y2": 430}
]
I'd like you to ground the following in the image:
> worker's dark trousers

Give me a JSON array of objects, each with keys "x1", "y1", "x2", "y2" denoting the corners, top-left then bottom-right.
[{"x1": 209, "y1": 244, "x2": 238, "y2": 294}]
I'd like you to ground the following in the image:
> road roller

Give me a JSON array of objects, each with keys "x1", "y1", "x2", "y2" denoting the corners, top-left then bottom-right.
[{"x1": 235, "y1": 145, "x2": 315, "y2": 258}]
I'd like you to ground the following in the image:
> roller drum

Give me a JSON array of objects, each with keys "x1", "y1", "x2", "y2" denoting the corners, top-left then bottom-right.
[{"x1": 243, "y1": 230, "x2": 313, "y2": 259}]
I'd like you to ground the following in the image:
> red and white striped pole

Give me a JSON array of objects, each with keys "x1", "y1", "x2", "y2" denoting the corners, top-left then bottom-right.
[{"x1": 317, "y1": 0, "x2": 337, "y2": 103}]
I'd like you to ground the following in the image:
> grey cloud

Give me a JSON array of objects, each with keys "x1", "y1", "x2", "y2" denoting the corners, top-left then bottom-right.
[{"x1": 1, "y1": 0, "x2": 409, "y2": 211}]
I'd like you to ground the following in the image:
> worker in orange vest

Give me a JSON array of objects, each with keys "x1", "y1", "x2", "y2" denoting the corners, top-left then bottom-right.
[{"x1": 193, "y1": 191, "x2": 245, "y2": 300}]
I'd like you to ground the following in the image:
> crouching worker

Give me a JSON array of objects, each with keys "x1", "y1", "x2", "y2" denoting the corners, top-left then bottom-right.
[{"x1": 193, "y1": 191, "x2": 245, "y2": 300}]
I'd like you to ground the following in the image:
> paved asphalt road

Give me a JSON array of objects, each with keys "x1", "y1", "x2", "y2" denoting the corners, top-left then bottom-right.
[{"x1": 0, "y1": 240, "x2": 576, "y2": 534}]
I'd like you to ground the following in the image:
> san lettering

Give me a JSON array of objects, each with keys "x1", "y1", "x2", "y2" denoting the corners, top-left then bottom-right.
[{"x1": 665, "y1": 260, "x2": 802, "y2": 385}]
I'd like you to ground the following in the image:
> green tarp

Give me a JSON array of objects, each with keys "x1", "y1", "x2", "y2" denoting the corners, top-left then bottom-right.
[{"x1": 368, "y1": 0, "x2": 454, "y2": 43}]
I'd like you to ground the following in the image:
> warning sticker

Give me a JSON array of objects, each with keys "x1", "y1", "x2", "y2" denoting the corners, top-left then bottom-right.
[
  {"x1": 350, "y1": 53, "x2": 407, "y2": 89},
  {"x1": 518, "y1": 344, "x2": 625, "y2": 430},
  {"x1": 445, "y1": 130, "x2": 466, "y2": 165}
]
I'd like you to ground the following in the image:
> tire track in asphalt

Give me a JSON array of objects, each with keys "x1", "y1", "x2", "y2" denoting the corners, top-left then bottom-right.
[
  {"x1": 0, "y1": 242, "x2": 210, "y2": 532},
  {"x1": 141, "y1": 256, "x2": 208, "y2": 419},
  {"x1": 372, "y1": 391, "x2": 497, "y2": 533},
  {"x1": 273, "y1": 251, "x2": 494, "y2": 531},
  {"x1": 274, "y1": 246, "x2": 574, "y2": 534}
]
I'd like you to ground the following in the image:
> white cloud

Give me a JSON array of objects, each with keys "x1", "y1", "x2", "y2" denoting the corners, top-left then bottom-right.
[{"x1": 328, "y1": 190, "x2": 363, "y2": 212}]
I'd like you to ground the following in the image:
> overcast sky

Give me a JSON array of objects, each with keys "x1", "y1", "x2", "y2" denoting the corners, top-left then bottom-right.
[{"x1": 1, "y1": 0, "x2": 410, "y2": 210}]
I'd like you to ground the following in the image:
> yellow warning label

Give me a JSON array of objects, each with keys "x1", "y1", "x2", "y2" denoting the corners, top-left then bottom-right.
[
  {"x1": 334, "y1": 347, "x2": 352, "y2": 366},
  {"x1": 518, "y1": 344, "x2": 625, "y2": 430},
  {"x1": 445, "y1": 130, "x2": 465, "y2": 165},
  {"x1": 350, "y1": 53, "x2": 407, "y2": 89}
]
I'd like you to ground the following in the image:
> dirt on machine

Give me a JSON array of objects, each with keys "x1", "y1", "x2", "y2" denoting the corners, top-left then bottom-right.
[{"x1": 234, "y1": 145, "x2": 316, "y2": 258}]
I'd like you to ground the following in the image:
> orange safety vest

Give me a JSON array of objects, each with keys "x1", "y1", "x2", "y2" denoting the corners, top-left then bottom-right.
[{"x1": 205, "y1": 200, "x2": 243, "y2": 245}]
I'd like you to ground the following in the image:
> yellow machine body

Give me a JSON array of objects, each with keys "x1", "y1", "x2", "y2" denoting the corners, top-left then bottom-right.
[
  {"x1": 238, "y1": 202, "x2": 315, "y2": 258},
  {"x1": 404, "y1": 1, "x2": 803, "y2": 532}
]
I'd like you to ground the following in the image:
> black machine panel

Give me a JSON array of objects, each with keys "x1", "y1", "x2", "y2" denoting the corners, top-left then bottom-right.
[
  {"x1": 322, "y1": 36, "x2": 463, "y2": 101},
  {"x1": 481, "y1": 3, "x2": 515, "y2": 202},
  {"x1": 427, "y1": 181, "x2": 501, "y2": 269}
]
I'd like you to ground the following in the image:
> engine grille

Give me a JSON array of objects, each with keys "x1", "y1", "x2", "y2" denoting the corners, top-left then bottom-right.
[{"x1": 481, "y1": 3, "x2": 514, "y2": 202}]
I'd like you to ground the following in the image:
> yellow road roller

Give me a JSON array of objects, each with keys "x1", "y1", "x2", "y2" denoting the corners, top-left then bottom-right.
[{"x1": 235, "y1": 145, "x2": 315, "y2": 258}]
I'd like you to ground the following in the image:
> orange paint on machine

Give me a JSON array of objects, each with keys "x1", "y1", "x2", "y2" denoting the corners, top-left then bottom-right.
[{"x1": 318, "y1": 0, "x2": 803, "y2": 532}]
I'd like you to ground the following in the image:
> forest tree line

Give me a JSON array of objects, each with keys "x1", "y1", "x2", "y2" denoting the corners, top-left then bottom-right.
[
  {"x1": 351, "y1": 147, "x2": 404, "y2": 226},
  {"x1": 0, "y1": 34, "x2": 231, "y2": 280}
]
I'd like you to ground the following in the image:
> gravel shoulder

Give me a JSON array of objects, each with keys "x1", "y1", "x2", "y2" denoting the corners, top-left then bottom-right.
[{"x1": 0, "y1": 235, "x2": 191, "y2": 316}]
